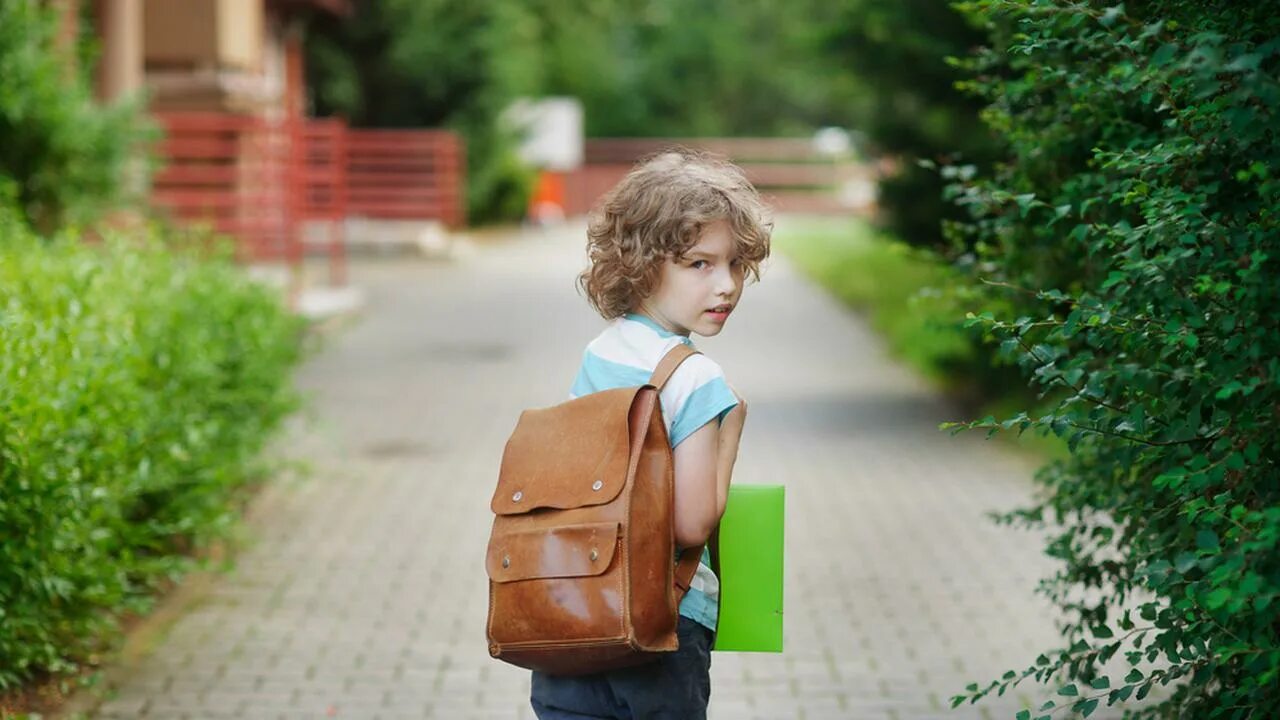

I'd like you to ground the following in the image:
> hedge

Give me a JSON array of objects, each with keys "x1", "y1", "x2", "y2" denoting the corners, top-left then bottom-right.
[
  {"x1": 940, "y1": 1, "x2": 1279, "y2": 717},
  {"x1": 0, "y1": 205, "x2": 305, "y2": 691},
  {"x1": 0, "y1": 0, "x2": 145, "y2": 232}
]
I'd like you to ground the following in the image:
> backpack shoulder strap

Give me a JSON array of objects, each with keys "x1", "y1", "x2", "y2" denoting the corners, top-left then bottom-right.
[
  {"x1": 673, "y1": 523, "x2": 720, "y2": 603},
  {"x1": 649, "y1": 342, "x2": 708, "y2": 603},
  {"x1": 648, "y1": 342, "x2": 699, "y2": 390},
  {"x1": 674, "y1": 545, "x2": 703, "y2": 600}
]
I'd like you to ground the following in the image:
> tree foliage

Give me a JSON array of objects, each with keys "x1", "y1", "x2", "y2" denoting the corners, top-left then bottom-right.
[
  {"x1": 0, "y1": 0, "x2": 144, "y2": 233},
  {"x1": 305, "y1": 0, "x2": 556, "y2": 223},
  {"x1": 818, "y1": 0, "x2": 1004, "y2": 248},
  {"x1": 303, "y1": 0, "x2": 991, "y2": 233},
  {"x1": 942, "y1": 1, "x2": 1280, "y2": 717},
  {"x1": 524, "y1": 0, "x2": 832, "y2": 138}
]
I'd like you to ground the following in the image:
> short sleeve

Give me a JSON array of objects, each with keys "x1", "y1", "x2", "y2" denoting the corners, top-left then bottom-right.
[
  {"x1": 568, "y1": 349, "x2": 592, "y2": 399},
  {"x1": 661, "y1": 354, "x2": 739, "y2": 448}
]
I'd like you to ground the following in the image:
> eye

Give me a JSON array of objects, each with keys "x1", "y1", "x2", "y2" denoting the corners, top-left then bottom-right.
[{"x1": 690, "y1": 260, "x2": 709, "y2": 269}]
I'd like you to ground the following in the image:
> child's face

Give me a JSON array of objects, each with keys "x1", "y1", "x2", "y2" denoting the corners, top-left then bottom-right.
[{"x1": 636, "y1": 219, "x2": 745, "y2": 338}]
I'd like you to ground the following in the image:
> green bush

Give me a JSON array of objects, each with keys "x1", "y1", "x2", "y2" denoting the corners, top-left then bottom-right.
[
  {"x1": 0, "y1": 0, "x2": 147, "y2": 229},
  {"x1": 0, "y1": 1, "x2": 146, "y2": 232},
  {"x1": 0, "y1": 204, "x2": 304, "y2": 690},
  {"x1": 942, "y1": 1, "x2": 1279, "y2": 717}
]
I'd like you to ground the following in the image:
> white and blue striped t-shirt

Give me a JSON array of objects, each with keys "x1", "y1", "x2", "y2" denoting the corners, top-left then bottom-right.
[{"x1": 569, "y1": 312, "x2": 739, "y2": 633}]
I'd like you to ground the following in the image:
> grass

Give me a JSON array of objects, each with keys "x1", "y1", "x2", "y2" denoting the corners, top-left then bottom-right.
[
  {"x1": 773, "y1": 214, "x2": 1069, "y2": 463},
  {"x1": 773, "y1": 215, "x2": 977, "y2": 386}
]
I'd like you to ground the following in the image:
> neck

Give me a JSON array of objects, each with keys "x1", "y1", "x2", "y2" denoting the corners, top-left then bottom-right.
[{"x1": 630, "y1": 308, "x2": 689, "y2": 337}]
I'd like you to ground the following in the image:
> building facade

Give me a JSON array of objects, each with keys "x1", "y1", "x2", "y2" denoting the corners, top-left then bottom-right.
[{"x1": 56, "y1": 0, "x2": 348, "y2": 118}]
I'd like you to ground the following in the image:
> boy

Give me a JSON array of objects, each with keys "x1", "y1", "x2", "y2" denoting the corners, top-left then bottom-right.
[{"x1": 530, "y1": 149, "x2": 772, "y2": 719}]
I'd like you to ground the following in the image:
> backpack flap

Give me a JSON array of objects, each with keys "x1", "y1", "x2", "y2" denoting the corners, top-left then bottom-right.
[
  {"x1": 486, "y1": 521, "x2": 621, "y2": 582},
  {"x1": 491, "y1": 386, "x2": 639, "y2": 515}
]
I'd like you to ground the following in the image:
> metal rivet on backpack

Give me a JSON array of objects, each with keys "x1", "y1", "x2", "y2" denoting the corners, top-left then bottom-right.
[
  {"x1": 591, "y1": 479, "x2": 603, "y2": 491},
  {"x1": 589, "y1": 549, "x2": 599, "y2": 562},
  {"x1": 512, "y1": 490, "x2": 523, "y2": 502},
  {"x1": 502, "y1": 555, "x2": 510, "y2": 568}
]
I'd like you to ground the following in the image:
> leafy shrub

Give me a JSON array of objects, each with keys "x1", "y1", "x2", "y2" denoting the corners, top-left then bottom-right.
[
  {"x1": 0, "y1": 203, "x2": 304, "y2": 690},
  {"x1": 0, "y1": 0, "x2": 147, "y2": 232},
  {"x1": 942, "y1": 1, "x2": 1279, "y2": 717}
]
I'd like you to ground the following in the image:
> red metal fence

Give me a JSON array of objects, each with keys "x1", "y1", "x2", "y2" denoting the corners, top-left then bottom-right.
[
  {"x1": 150, "y1": 112, "x2": 466, "y2": 285},
  {"x1": 300, "y1": 118, "x2": 348, "y2": 286},
  {"x1": 564, "y1": 137, "x2": 875, "y2": 217},
  {"x1": 345, "y1": 129, "x2": 465, "y2": 227},
  {"x1": 152, "y1": 112, "x2": 302, "y2": 265},
  {"x1": 151, "y1": 122, "x2": 866, "y2": 282}
]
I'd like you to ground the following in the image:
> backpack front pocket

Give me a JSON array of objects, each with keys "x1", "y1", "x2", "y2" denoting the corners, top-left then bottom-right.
[
  {"x1": 487, "y1": 521, "x2": 627, "y2": 645},
  {"x1": 486, "y1": 521, "x2": 621, "y2": 583}
]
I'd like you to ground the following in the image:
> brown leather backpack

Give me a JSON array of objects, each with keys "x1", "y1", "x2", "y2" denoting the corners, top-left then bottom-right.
[{"x1": 485, "y1": 343, "x2": 707, "y2": 676}]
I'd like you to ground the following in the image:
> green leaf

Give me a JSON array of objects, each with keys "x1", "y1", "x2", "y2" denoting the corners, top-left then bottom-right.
[
  {"x1": 1058, "y1": 683, "x2": 1079, "y2": 697},
  {"x1": 1205, "y1": 587, "x2": 1232, "y2": 610},
  {"x1": 1153, "y1": 43, "x2": 1178, "y2": 66},
  {"x1": 1216, "y1": 380, "x2": 1243, "y2": 399}
]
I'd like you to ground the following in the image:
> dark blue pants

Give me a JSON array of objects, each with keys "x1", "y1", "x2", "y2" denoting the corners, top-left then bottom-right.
[{"x1": 530, "y1": 617, "x2": 714, "y2": 719}]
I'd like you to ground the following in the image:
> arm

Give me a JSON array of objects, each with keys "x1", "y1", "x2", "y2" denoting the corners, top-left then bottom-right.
[{"x1": 670, "y1": 389, "x2": 747, "y2": 548}]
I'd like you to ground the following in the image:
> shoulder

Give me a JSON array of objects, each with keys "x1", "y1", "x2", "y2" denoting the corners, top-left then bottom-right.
[
  {"x1": 663, "y1": 350, "x2": 738, "y2": 447},
  {"x1": 665, "y1": 351, "x2": 728, "y2": 394},
  {"x1": 584, "y1": 317, "x2": 650, "y2": 365}
]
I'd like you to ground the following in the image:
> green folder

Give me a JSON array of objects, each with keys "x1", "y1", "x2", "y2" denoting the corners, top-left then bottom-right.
[{"x1": 712, "y1": 484, "x2": 784, "y2": 652}]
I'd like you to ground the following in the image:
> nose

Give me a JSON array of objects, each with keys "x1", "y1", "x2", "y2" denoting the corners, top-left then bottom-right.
[{"x1": 714, "y1": 263, "x2": 739, "y2": 297}]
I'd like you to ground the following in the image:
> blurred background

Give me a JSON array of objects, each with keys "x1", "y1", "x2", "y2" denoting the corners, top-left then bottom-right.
[
  {"x1": 5, "y1": 0, "x2": 1275, "y2": 718},
  {"x1": 8, "y1": 0, "x2": 1019, "y2": 408},
  {"x1": 0, "y1": 2, "x2": 1052, "y2": 718}
]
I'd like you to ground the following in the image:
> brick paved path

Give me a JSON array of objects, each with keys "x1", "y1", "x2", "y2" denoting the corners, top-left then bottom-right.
[{"x1": 89, "y1": 221, "x2": 1095, "y2": 720}]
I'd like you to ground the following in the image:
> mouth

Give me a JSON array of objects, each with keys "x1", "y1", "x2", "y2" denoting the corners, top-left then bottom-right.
[{"x1": 705, "y1": 304, "x2": 733, "y2": 320}]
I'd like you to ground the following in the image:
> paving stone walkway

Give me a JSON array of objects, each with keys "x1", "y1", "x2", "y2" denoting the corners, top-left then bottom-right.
[{"x1": 88, "y1": 220, "x2": 1103, "y2": 719}]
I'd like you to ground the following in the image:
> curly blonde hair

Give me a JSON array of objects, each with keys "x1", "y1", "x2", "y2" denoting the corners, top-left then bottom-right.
[{"x1": 577, "y1": 148, "x2": 773, "y2": 319}]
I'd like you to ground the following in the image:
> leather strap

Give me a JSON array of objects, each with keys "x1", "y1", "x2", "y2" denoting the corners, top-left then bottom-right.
[
  {"x1": 648, "y1": 342, "x2": 698, "y2": 390},
  {"x1": 674, "y1": 546, "x2": 702, "y2": 597},
  {"x1": 709, "y1": 525, "x2": 721, "y2": 580},
  {"x1": 674, "y1": 527, "x2": 720, "y2": 605},
  {"x1": 647, "y1": 343, "x2": 708, "y2": 604}
]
